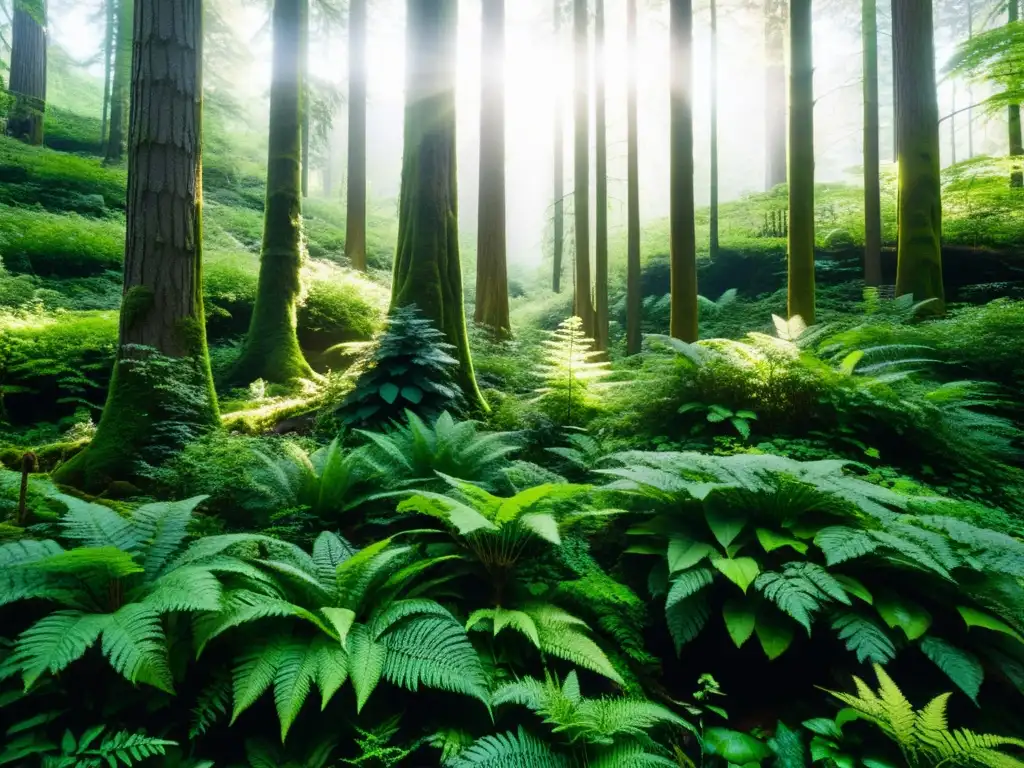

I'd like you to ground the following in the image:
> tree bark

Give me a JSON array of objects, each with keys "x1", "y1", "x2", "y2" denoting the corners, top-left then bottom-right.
[
  {"x1": 594, "y1": 0, "x2": 609, "y2": 351},
  {"x1": 863, "y1": 0, "x2": 883, "y2": 287},
  {"x1": 391, "y1": 0, "x2": 485, "y2": 410},
  {"x1": 7, "y1": 1, "x2": 47, "y2": 145},
  {"x1": 301, "y1": 4, "x2": 310, "y2": 199},
  {"x1": 101, "y1": 0, "x2": 115, "y2": 146},
  {"x1": 553, "y1": 0, "x2": 564, "y2": 293},
  {"x1": 53, "y1": 0, "x2": 218, "y2": 491},
  {"x1": 764, "y1": 0, "x2": 787, "y2": 190},
  {"x1": 1009, "y1": 0, "x2": 1023, "y2": 187},
  {"x1": 788, "y1": 0, "x2": 815, "y2": 324},
  {"x1": 670, "y1": 0, "x2": 698, "y2": 342},
  {"x1": 474, "y1": 0, "x2": 511, "y2": 336},
  {"x1": 106, "y1": 0, "x2": 133, "y2": 162},
  {"x1": 951, "y1": 80, "x2": 957, "y2": 165},
  {"x1": 967, "y1": 0, "x2": 974, "y2": 159},
  {"x1": 892, "y1": 0, "x2": 944, "y2": 307},
  {"x1": 626, "y1": 0, "x2": 642, "y2": 356},
  {"x1": 230, "y1": 0, "x2": 315, "y2": 385},
  {"x1": 573, "y1": 0, "x2": 595, "y2": 334},
  {"x1": 710, "y1": 0, "x2": 720, "y2": 261},
  {"x1": 346, "y1": 0, "x2": 368, "y2": 270}
]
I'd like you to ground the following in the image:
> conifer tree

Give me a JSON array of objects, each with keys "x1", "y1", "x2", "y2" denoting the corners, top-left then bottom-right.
[
  {"x1": 573, "y1": 0, "x2": 595, "y2": 334},
  {"x1": 626, "y1": 0, "x2": 642, "y2": 355},
  {"x1": 594, "y1": 0, "x2": 609, "y2": 351},
  {"x1": 7, "y1": 0, "x2": 47, "y2": 145},
  {"x1": 105, "y1": 0, "x2": 132, "y2": 162}
]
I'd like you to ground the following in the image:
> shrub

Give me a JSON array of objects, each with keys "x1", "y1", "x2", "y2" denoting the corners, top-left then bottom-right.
[
  {"x1": 0, "y1": 206, "x2": 124, "y2": 277},
  {"x1": 533, "y1": 317, "x2": 611, "y2": 427}
]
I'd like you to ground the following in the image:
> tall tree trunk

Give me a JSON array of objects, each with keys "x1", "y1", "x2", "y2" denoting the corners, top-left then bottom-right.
[
  {"x1": 892, "y1": 0, "x2": 944, "y2": 307},
  {"x1": 474, "y1": 0, "x2": 511, "y2": 335},
  {"x1": 626, "y1": 0, "x2": 642, "y2": 355},
  {"x1": 1009, "y1": 0, "x2": 1023, "y2": 187},
  {"x1": 101, "y1": 0, "x2": 115, "y2": 146},
  {"x1": 788, "y1": 0, "x2": 815, "y2": 324},
  {"x1": 951, "y1": 81, "x2": 957, "y2": 165},
  {"x1": 967, "y1": 0, "x2": 974, "y2": 159},
  {"x1": 709, "y1": 0, "x2": 720, "y2": 260},
  {"x1": 553, "y1": 0, "x2": 564, "y2": 293},
  {"x1": 863, "y1": 0, "x2": 883, "y2": 287},
  {"x1": 764, "y1": 0, "x2": 787, "y2": 190},
  {"x1": 230, "y1": 0, "x2": 315, "y2": 385},
  {"x1": 54, "y1": 0, "x2": 217, "y2": 491},
  {"x1": 573, "y1": 0, "x2": 595, "y2": 334},
  {"x1": 670, "y1": 0, "x2": 698, "y2": 342},
  {"x1": 594, "y1": 0, "x2": 609, "y2": 351},
  {"x1": 301, "y1": 6, "x2": 310, "y2": 199},
  {"x1": 7, "y1": 1, "x2": 47, "y2": 145},
  {"x1": 346, "y1": 0, "x2": 368, "y2": 270},
  {"x1": 106, "y1": 0, "x2": 133, "y2": 162},
  {"x1": 392, "y1": 0, "x2": 485, "y2": 410}
]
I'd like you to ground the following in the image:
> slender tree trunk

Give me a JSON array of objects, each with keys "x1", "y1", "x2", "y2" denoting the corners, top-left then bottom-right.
[
  {"x1": 626, "y1": 0, "x2": 642, "y2": 355},
  {"x1": 301, "y1": 6, "x2": 310, "y2": 199},
  {"x1": 7, "y1": 2, "x2": 47, "y2": 145},
  {"x1": 392, "y1": 0, "x2": 485, "y2": 410},
  {"x1": 892, "y1": 0, "x2": 944, "y2": 307},
  {"x1": 573, "y1": 0, "x2": 595, "y2": 334},
  {"x1": 101, "y1": 0, "x2": 115, "y2": 146},
  {"x1": 53, "y1": 0, "x2": 217, "y2": 491},
  {"x1": 594, "y1": 0, "x2": 609, "y2": 351},
  {"x1": 967, "y1": 0, "x2": 974, "y2": 159},
  {"x1": 553, "y1": 0, "x2": 565, "y2": 293},
  {"x1": 670, "y1": 0, "x2": 698, "y2": 342},
  {"x1": 863, "y1": 0, "x2": 882, "y2": 287},
  {"x1": 891, "y1": 16, "x2": 898, "y2": 164},
  {"x1": 710, "y1": 0, "x2": 720, "y2": 260},
  {"x1": 1009, "y1": 0, "x2": 1023, "y2": 187},
  {"x1": 788, "y1": 0, "x2": 815, "y2": 324},
  {"x1": 346, "y1": 0, "x2": 368, "y2": 270},
  {"x1": 951, "y1": 81, "x2": 957, "y2": 165},
  {"x1": 105, "y1": 0, "x2": 132, "y2": 162},
  {"x1": 475, "y1": 0, "x2": 511, "y2": 336},
  {"x1": 764, "y1": 0, "x2": 787, "y2": 190},
  {"x1": 230, "y1": 0, "x2": 315, "y2": 385}
]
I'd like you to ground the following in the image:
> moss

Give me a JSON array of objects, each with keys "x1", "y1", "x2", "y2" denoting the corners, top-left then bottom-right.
[{"x1": 122, "y1": 285, "x2": 155, "y2": 332}]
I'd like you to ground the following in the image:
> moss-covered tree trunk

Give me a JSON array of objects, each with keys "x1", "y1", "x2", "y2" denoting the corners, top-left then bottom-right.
[
  {"x1": 573, "y1": 0, "x2": 595, "y2": 334},
  {"x1": 764, "y1": 0, "x2": 787, "y2": 190},
  {"x1": 594, "y1": 0, "x2": 609, "y2": 352},
  {"x1": 787, "y1": 0, "x2": 815, "y2": 325},
  {"x1": 669, "y1": 0, "x2": 698, "y2": 343},
  {"x1": 392, "y1": 0, "x2": 485, "y2": 410},
  {"x1": 7, "y1": 1, "x2": 47, "y2": 145},
  {"x1": 230, "y1": 0, "x2": 315, "y2": 386},
  {"x1": 346, "y1": 0, "x2": 368, "y2": 271},
  {"x1": 626, "y1": 0, "x2": 642, "y2": 356},
  {"x1": 710, "y1": 0, "x2": 720, "y2": 261},
  {"x1": 301, "y1": 4, "x2": 310, "y2": 199},
  {"x1": 892, "y1": 0, "x2": 944, "y2": 307},
  {"x1": 474, "y1": 0, "x2": 511, "y2": 336},
  {"x1": 863, "y1": 0, "x2": 883, "y2": 287},
  {"x1": 53, "y1": 0, "x2": 218, "y2": 491},
  {"x1": 105, "y1": 0, "x2": 132, "y2": 162},
  {"x1": 553, "y1": 0, "x2": 565, "y2": 294},
  {"x1": 101, "y1": 0, "x2": 115, "y2": 145},
  {"x1": 1009, "y1": 0, "x2": 1023, "y2": 187}
]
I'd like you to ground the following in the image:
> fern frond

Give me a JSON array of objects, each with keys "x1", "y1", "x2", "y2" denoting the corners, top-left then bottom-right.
[
  {"x1": 830, "y1": 612, "x2": 897, "y2": 664},
  {"x1": 491, "y1": 677, "x2": 548, "y2": 710},
  {"x1": 666, "y1": 594, "x2": 710, "y2": 654},
  {"x1": 56, "y1": 496, "x2": 141, "y2": 552},
  {"x1": 919, "y1": 636, "x2": 984, "y2": 704},
  {"x1": 190, "y1": 674, "x2": 231, "y2": 738},
  {"x1": 755, "y1": 562, "x2": 848, "y2": 633},
  {"x1": 666, "y1": 568, "x2": 715, "y2": 609},
  {"x1": 141, "y1": 566, "x2": 222, "y2": 613},
  {"x1": 445, "y1": 728, "x2": 569, "y2": 768},
  {"x1": 101, "y1": 603, "x2": 174, "y2": 692},
  {"x1": 0, "y1": 539, "x2": 64, "y2": 567},
  {"x1": 814, "y1": 526, "x2": 880, "y2": 566},
  {"x1": 130, "y1": 496, "x2": 207, "y2": 578},
  {"x1": 231, "y1": 634, "x2": 291, "y2": 723},
  {"x1": 347, "y1": 623, "x2": 385, "y2": 712},
  {"x1": 272, "y1": 640, "x2": 322, "y2": 741},
  {"x1": 194, "y1": 590, "x2": 328, "y2": 653},
  {"x1": 312, "y1": 531, "x2": 357, "y2": 588},
  {"x1": 12, "y1": 611, "x2": 108, "y2": 689}
]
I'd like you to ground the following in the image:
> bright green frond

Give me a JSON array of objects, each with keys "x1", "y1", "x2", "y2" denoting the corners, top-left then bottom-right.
[
  {"x1": 371, "y1": 598, "x2": 461, "y2": 637},
  {"x1": 312, "y1": 532, "x2": 356, "y2": 588},
  {"x1": 535, "y1": 618, "x2": 623, "y2": 684},
  {"x1": 445, "y1": 728, "x2": 569, "y2": 768},
  {"x1": 231, "y1": 635, "x2": 291, "y2": 723},
  {"x1": 12, "y1": 611, "x2": 108, "y2": 689},
  {"x1": 347, "y1": 623, "x2": 385, "y2": 712},
  {"x1": 57, "y1": 496, "x2": 141, "y2": 552},
  {"x1": 101, "y1": 604, "x2": 174, "y2": 693},
  {"x1": 398, "y1": 492, "x2": 499, "y2": 536},
  {"x1": 666, "y1": 568, "x2": 714, "y2": 609},
  {"x1": 831, "y1": 613, "x2": 897, "y2": 664},
  {"x1": 312, "y1": 637, "x2": 349, "y2": 710},
  {"x1": 491, "y1": 677, "x2": 548, "y2": 710},
  {"x1": 194, "y1": 590, "x2": 327, "y2": 654},
  {"x1": 130, "y1": 496, "x2": 207, "y2": 578},
  {"x1": 141, "y1": 566, "x2": 223, "y2": 613},
  {"x1": 919, "y1": 636, "x2": 983, "y2": 704},
  {"x1": 273, "y1": 640, "x2": 322, "y2": 741},
  {"x1": 27, "y1": 547, "x2": 143, "y2": 580},
  {"x1": 0, "y1": 540, "x2": 64, "y2": 567}
]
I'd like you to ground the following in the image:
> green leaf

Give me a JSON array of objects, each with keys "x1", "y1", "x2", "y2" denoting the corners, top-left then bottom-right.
[
  {"x1": 875, "y1": 593, "x2": 932, "y2": 641},
  {"x1": 666, "y1": 568, "x2": 715, "y2": 608},
  {"x1": 379, "y1": 383, "x2": 400, "y2": 404},
  {"x1": 347, "y1": 624, "x2": 385, "y2": 713},
  {"x1": 713, "y1": 557, "x2": 760, "y2": 594},
  {"x1": 705, "y1": 501, "x2": 747, "y2": 549},
  {"x1": 723, "y1": 599, "x2": 756, "y2": 648},
  {"x1": 831, "y1": 613, "x2": 896, "y2": 664},
  {"x1": 957, "y1": 606, "x2": 1024, "y2": 643},
  {"x1": 401, "y1": 386, "x2": 423, "y2": 404},
  {"x1": 703, "y1": 728, "x2": 773, "y2": 764},
  {"x1": 668, "y1": 537, "x2": 716, "y2": 572},
  {"x1": 320, "y1": 608, "x2": 356, "y2": 648},
  {"x1": 834, "y1": 575, "x2": 873, "y2": 605},
  {"x1": 840, "y1": 351, "x2": 864, "y2": 375},
  {"x1": 802, "y1": 718, "x2": 843, "y2": 740},
  {"x1": 755, "y1": 612, "x2": 795, "y2": 661},
  {"x1": 756, "y1": 528, "x2": 808, "y2": 555},
  {"x1": 919, "y1": 636, "x2": 983, "y2": 704}
]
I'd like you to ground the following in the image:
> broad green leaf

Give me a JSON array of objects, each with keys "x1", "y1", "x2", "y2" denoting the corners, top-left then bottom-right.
[
  {"x1": 723, "y1": 599, "x2": 756, "y2": 648},
  {"x1": 379, "y1": 383, "x2": 400, "y2": 404},
  {"x1": 875, "y1": 593, "x2": 932, "y2": 641},
  {"x1": 755, "y1": 528, "x2": 808, "y2": 555},
  {"x1": 834, "y1": 575, "x2": 873, "y2": 604},
  {"x1": 713, "y1": 557, "x2": 760, "y2": 594},
  {"x1": 703, "y1": 728, "x2": 773, "y2": 764},
  {"x1": 919, "y1": 635, "x2": 983, "y2": 704},
  {"x1": 840, "y1": 351, "x2": 864, "y2": 375},
  {"x1": 705, "y1": 501, "x2": 747, "y2": 549},
  {"x1": 802, "y1": 718, "x2": 843, "y2": 740},
  {"x1": 320, "y1": 608, "x2": 356, "y2": 649},
  {"x1": 957, "y1": 606, "x2": 1024, "y2": 644},
  {"x1": 668, "y1": 536, "x2": 715, "y2": 572},
  {"x1": 401, "y1": 386, "x2": 423, "y2": 404},
  {"x1": 755, "y1": 612, "x2": 795, "y2": 660}
]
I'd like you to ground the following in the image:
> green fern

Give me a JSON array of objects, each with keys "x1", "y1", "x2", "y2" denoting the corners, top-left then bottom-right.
[
  {"x1": 827, "y1": 666, "x2": 1024, "y2": 767},
  {"x1": 445, "y1": 727, "x2": 569, "y2": 767}
]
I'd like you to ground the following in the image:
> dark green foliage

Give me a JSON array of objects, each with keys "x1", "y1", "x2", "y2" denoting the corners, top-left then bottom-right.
[
  {"x1": 338, "y1": 306, "x2": 465, "y2": 430},
  {"x1": 0, "y1": 208, "x2": 123, "y2": 277}
]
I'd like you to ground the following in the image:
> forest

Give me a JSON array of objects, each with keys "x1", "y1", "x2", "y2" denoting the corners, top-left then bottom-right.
[{"x1": 2, "y1": 0, "x2": 1024, "y2": 765}]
